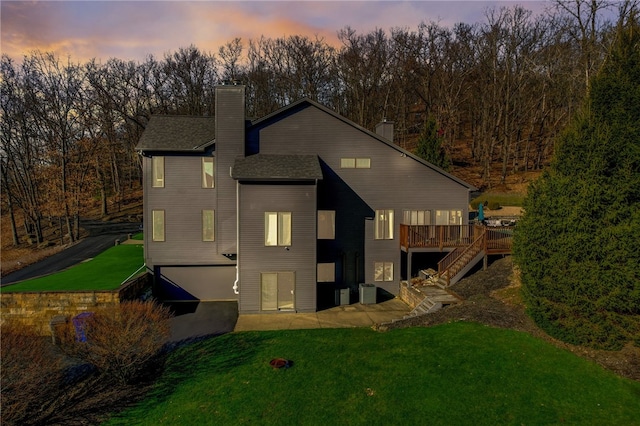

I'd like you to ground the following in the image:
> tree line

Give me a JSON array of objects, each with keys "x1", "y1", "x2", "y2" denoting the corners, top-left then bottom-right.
[{"x1": 1, "y1": 1, "x2": 632, "y2": 246}]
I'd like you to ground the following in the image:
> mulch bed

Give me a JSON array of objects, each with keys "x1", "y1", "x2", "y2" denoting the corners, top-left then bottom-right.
[{"x1": 379, "y1": 256, "x2": 640, "y2": 382}]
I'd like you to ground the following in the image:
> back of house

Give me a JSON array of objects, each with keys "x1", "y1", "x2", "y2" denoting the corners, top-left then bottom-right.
[{"x1": 136, "y1": 84, "x2": 474, "y2": 313}]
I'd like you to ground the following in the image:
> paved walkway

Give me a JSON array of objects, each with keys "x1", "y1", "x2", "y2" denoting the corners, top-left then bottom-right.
[{"x1": 234, "y1": 297, "x2": 410, "y2": 331}]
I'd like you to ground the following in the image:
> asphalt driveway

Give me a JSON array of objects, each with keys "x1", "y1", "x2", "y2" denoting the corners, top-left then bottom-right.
[{"x1": 1, "y1": 221, "x2": 140, "y2": 286}]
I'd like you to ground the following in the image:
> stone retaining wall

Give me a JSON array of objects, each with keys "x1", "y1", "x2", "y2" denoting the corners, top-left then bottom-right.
[
  {"x1": 399, "y1": 281, "x2": 425, "y2": 310},
  {"x1": 0, "y1": 273, "x2": 151, "y2": 336}
]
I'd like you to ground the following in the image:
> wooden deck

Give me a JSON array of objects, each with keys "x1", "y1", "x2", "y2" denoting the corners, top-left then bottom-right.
[{"x1": 399, "y1": 224, "x2": 514, "y2": 254}]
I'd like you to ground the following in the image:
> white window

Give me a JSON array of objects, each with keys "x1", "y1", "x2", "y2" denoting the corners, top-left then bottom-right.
[
  {"x1": 317, "y1": 210, "x2": 335, "y2": 240},
  {"x1": 261, "y1": 271, "x2": 295, "y2": 311},
  {"x1": 265, "y1": 212, "x2": 292, "y2": 246},
  {"x1": 449, "y1": 210, "x2": 462, "y2": 225},
  {"x1": 202, "y1": 157, "x2": 215, "y2": 188},
  {"x1": 340, "y1": 158, "x2": 356, "y2": 168},
  {"x1": 435, "y1": 210, "x2": 462, "y2": 225},
  {"x1": 355, "y1": 158, "x2": 371, "y2": 168},
  {"x1": 317, "y1": 263, "x2": 335, "y2": 282},
  {"x1": 152, "y1": 210, "x2": 165, "y2": 242},
  {"x1": 202, "y1": 210, "x2": 215, "y2": 241},
  {"x1": 402, "y1": 210, "x2": 432, "y2": 225},
  {"x1": 261, "y1": 272, "x2": 278, "y2": 311},
  {"x1": 341, "y1": 158, "x2": 371, "y2": 168},
  {"x1": 374, "y1": 262, "x2": 394, "y2": 282},
  {"x1": 152, "y1": 156, "x2": 164, "y2": 188},
  {"x1": 375, "y1": 209, "x2": 394, "y2": 240}
]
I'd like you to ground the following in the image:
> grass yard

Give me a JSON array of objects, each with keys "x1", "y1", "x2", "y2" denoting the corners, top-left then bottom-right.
[
  {"x1": 2, "y1": 244, "x2": 144, "y2": 292},
  {"x1": 470, "y1": 192, "x2": 525, "y2": 209},
  {"x1": 106, "y1": 323, "x2": 640, "y2": 425}
]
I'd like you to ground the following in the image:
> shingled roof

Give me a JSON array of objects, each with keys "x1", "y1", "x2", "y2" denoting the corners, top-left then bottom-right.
[
  {"x1": 136, "y1": 116, "x2": 216, "y2": 152},
  {"x1": 232, "y1": 154, "x2": 323, "y2": 181}
]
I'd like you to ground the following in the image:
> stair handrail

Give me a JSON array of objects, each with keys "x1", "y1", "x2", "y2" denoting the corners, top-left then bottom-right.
[{"x1": 437, "y1": 226, "x2": 486, "y2": 286}]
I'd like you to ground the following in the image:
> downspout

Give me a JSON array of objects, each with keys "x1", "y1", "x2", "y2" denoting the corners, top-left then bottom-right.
[
  {"x1": 233, "y1": 175, "x2": 240, "y2": 294},
  {"x1": 120, "y1": 263, "x2": 146, "y2": 286}
]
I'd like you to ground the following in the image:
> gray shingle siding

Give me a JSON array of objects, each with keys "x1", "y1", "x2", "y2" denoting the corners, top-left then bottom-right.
[
  {"x1": 139, "y1": 87, "x2": 474, "y2": 308},
  {"x1": 215, "y1": 86, "x2": 245, "y2": 254},
  {"x1": 143, "y1": 155, "x2": 232, "y2": 266},
  {"x1": 252, "y1": 105, "x2": 470, "y2": 295},
  {"x1": 156, "y1": 265, "x2": 237, "y2": 301},
  {"x1": 238, "y1": 183, "x2": 317, "y2": 313}
]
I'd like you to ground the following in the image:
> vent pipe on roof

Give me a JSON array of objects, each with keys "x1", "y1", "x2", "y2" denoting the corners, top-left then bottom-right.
[{"x1": 375, "y1": 120, "x2": 394, "y2": 142}]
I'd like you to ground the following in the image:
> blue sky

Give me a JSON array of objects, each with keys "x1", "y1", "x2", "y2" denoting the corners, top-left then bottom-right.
[{"x1": 1, "y1": 1, "x2": 550, "y2": 63}]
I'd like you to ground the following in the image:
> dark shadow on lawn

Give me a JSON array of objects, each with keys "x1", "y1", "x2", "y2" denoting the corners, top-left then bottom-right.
[{"x1": 110, "y1": 332, "x2": 268, "y2": 418}]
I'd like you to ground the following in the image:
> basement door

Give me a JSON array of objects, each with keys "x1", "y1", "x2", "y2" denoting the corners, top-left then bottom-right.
[{"x1": 261, "y1": 272, "x2": 295, "y2": 311}]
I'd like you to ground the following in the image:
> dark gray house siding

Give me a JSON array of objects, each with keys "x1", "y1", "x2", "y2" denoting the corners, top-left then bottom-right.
[
  {"x1": 237, "y1": 183, "x2": 317, "y2": 313},
  {"x1": 155, "y1": 265, "x2": 237, "y2": 301},
  {"x1": 215, "y1": 85, "x2": 245, "y2": 254},
  {"x1": 137, "y1": 87, "x2": 474, "y2": 311},
  {"x1": 141, "y1": 153, "x2": 237, "y2": 301},
  {"x1": 142, "y1": 154, "x2": 234, "y2": 266},
  {"x1": 248, "y1": 104, "x2": 471, "y2": 295}
]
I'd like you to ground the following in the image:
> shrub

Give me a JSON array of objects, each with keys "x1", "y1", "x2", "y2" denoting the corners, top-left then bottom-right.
[
  {"x1": 487, "y1": 200, "x2": 501, "y2": 210},
  {"x1": 414, "y1": 116, "x2": 451, "y2": 170},
  {"x1": 0, "y1": 320, "x2": 66, "y2": 425},
  {"x1": 514, "y1": 16, "x2": 640, "y2": 350},
  {"x1": 470, "y1": 193, "x2": 523, "y2": 210},
  {"x1": 59, "y1": 300, "x2": 172, "y2": 384}
]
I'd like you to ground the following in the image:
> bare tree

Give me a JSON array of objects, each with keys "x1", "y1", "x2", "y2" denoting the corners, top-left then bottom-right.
[
  {"x1": 219, "y1": 37, "x2": 244, "y2": 82},
  {"x1": 162, "y1": 45, "x2": 218, "y2": 115},
  {"x1": 553, "y1": 0, "x2": 615, "y2": 94}
]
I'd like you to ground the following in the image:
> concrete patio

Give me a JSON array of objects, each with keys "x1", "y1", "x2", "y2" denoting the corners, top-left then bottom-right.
[{"x1": 234, "y1": 297, "x2": 410, "y2": 331}]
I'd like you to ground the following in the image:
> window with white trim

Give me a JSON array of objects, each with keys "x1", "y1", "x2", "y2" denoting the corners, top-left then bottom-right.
[
  {"x1": 152, "y1": 210, "x2": 165, "y2": 242},
  {"x1": 402, "y1": 210, "x2": 432, "y2": 225},
  {"x1": 202, "y1": 157, "x2": 215, "y2": 188},
  {"x1": 374, "y1": 209, "x2": 394, "y2": 240},
  {"x1": 317, "y1": 210, "x2": 335, "y2": 239},
  {"x1": 265, "y1": 212, "x2": 292, "y2": 246},
  {"x1": 340, "y1": 158, "x2": 371, "y2": 168},
  {"x1": 435, "y1": 210, "x2": 463, "y2": 225},
  {"x1": 152, "y1": 156, "x2": 164, "y2": 188},
  {"x1": 202, "y1": 210, "x2": 215, "y2": 241},
  {"x1": 374, "y1": 262, "x2": 394, "y2": 282}
]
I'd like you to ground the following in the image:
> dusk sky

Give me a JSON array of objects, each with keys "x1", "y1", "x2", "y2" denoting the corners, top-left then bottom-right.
[{"x1": 1, "y1": 1, "x2": 550, "y2": 63}]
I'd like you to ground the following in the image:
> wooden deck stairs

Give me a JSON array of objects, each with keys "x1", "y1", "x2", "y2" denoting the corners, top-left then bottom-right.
[
  {"x1": 403, "y1": 297, "x2": 442, "y2": 319},
  {"x1": 436, "y1": 232, "x2": 486, "y2": 287},
  {"x1": 395, "y1": 224, "x2": 513, "y2": 321},
  {"x1": 400, "y1": 284, "x2": 461, "y2": 320}
]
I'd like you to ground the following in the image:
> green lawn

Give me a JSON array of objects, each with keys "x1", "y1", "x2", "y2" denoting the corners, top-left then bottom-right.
[
  {"x1": 470, "y1": 192, "x2": 525, "y2": 209},
  {"x1": 106, "y1": 323, "x2": 640, "y2": 425},
  {"x1": 2, "y1": 244, "x2": 144, "y2": 292}
]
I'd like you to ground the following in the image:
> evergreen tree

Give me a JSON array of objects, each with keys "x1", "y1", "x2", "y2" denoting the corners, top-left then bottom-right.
[
  {"x1": 514, "y1": 15, "x2": 640, "y2": 350},
  {"x1": 415, "y1": 117, "x2": 451, "y2": 170}
]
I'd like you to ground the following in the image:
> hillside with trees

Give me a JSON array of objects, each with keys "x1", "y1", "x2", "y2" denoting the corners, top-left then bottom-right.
[
  {"x1": 1, "y1": 1, "x2": 634, "y2": 269},
  {"x1": 514, "y1": 11, "x2": 640, "y2": 350}
]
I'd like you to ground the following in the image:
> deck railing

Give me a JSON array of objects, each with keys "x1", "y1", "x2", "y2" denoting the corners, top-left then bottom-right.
[
  {"x1": 485, "y1": 227, "x2": 514, "y2": 253},
  {"x1": 400, "y1": 224, "x2": 514, "y2": 253},
  {"x1": 400, "y1": 224, "x2": 483, "y2": 250}
]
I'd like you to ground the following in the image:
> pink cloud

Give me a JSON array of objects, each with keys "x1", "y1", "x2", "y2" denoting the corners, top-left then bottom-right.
[{"x1": 1, "y1": 1, "x2": 551, "y2": 64}]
